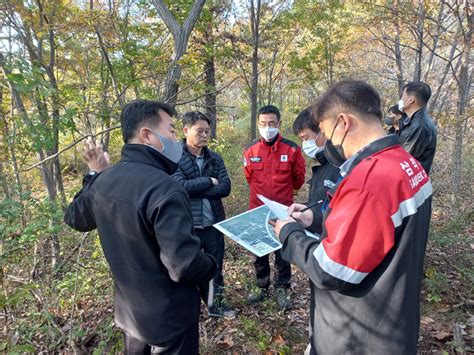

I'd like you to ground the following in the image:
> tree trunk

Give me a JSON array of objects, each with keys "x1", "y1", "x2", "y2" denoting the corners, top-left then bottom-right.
[
  {"x1": 393, "y1": 0, "x2": 405, "y2": 97},
  {"x1": 152, "y1": 0, "x2": 206, "y2": 104},
  {"x1": 249, "y1": 0, "x2": 261, "y2": 141},
  {"x1": 46, "y1": 74, "x2": 66, "y2": 205},
  {"x1": 44, "y1": 25, "x2": 66, "y2": 221},
  {"x1": 451, "y1": 8, "x2": 473, "y2": 201},
  {"x1": 266, "y1": 47, "x2": 278, "y2": 104},
  {"x1": 0, "y1": 85, "x2": 12, "y2": 199},
  {"x1": 165, "y1": 39, "x2": 186, "y2": 104},
  {"x1": 413, "y1": 0, "x2": 424, "y2": 82},
  {"x1": 204, "y1": 55, "x2": 217, "y2": 139}
]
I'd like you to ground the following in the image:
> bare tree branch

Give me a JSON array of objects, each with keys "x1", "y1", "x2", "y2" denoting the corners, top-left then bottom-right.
[{"x1": 22, "y1": 125, "x2": 121, "y2": 172}]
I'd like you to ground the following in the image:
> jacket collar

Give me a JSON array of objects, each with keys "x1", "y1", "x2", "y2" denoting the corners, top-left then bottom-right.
[
  {"x1": 260, "y1": 133, "x2": 283, "y2": 149},
  {"x1": 314, "y1": 149, "x2": 328, "y2": 165},
  {"x1": 120, "y1": 143, "x2": 178, "y2": 175},
  {"x1": 340, "y1": 134, "x2": 400, "y2": 177},
  {"x1": 402, "y1": 107, "x2": 425, "y2": 128},
  {"x1": 181, "y1": 139, "x2": 213, "y2": 160}
]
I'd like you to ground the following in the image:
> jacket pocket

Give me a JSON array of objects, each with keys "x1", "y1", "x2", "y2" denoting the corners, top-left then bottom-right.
[
  {"x1": 249, "y1": 162, "x2": 264, "y2": 182},
  {"x1": 249, "y1": 162, "x2": 263, "y2": 170},
  {"x1": 274, "y1": 162, "x2": 291, "y2": 182}
]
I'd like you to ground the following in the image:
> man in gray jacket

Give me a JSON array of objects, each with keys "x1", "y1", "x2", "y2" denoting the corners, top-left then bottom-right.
[
  {"x1": 173, "y1": 111, "x2": 235, "y2": 319},
  {"x1": 65, "y1": 100, "x2": 217, "y2": 354}
]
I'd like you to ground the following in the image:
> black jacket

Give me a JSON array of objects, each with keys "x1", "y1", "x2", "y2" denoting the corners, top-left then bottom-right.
[
  {"x1": 306, "y1": 150, "x2": 341, "y2": 234},
  {"x1": 397, "y1": 107, "x2": 437, "y2": 174},
  {"x1": 64, "y1": 144, "x2": 217, "y2": 344},
  {"x1": 279, "y1": 135, "x2": 432, "y2": 354},
  {"x1": 172, "y1": 142, "x2": 230, "y2": 227}
]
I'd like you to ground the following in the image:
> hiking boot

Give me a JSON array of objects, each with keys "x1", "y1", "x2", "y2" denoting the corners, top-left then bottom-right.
[
  {"x1": 247, "y1": 288, "x2": 268, "y2": 304},
  {"x1": 208, "y1": 303, "x2": 237, "y2": 319},
  {"x1": 275, "y1": 287, "x2": 291, "y2": 310}
]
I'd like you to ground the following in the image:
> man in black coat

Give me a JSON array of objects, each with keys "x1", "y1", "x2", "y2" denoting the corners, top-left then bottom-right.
[
  {"x1": 293, "y1": 107, "x2": 340, "y2": 235},
  {"x1": 397, "y1": 81, "x2": 437, "y2": 174},
  {"x1": 64, "y1": 100, "x2": 217, "y2": 354},
  {"x1": 172, "y1": 111, "x2": 235, "y2": 319}
]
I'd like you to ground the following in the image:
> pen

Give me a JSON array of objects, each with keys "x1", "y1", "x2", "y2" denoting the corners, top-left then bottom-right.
[{"x1": 298, "y1": 199, "x2": 324, "y2": 213}]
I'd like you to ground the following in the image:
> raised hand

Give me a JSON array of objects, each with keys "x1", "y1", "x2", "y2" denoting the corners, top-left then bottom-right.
[{"x1": 82, "y1": 136, "x2": 110, "y2": 173}]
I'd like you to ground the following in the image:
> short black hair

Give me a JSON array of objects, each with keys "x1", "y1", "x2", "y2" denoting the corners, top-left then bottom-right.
[
  {"x1": 182, "y1": 111, "x2": 211, "y2": 127},
  {"x1": 120, "y1": 100, "x2": 176, "y2": 143},
  {"x1": 388, "y1": 105, "x2": 403, "y2": 115},
  {"x1": 258, "y1": 105, "x2": 281, "y2": 121},
  {"x1": 312, "y1": 80, "x2": 382, "y2": 123},
  {"x1": 403, "y1": 81, "x2": 431, "y2": 106},
  {"x1": 293, "y1": 107, "x2": 320, "y2": 135}
]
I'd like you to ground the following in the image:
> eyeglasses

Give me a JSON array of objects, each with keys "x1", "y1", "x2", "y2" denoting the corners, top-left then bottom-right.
[{"x1": 195, "y1": 129, "x2": 212, "y2": 136}]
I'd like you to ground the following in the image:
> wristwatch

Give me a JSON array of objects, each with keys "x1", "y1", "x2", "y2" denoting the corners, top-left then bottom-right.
[{"x1": 83, "y1": 170, "x2": 98, "y2": 184}]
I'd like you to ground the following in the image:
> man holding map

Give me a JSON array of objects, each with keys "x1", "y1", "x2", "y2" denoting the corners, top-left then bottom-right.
[
  {"x1": 243, "y1": 105, "x2": 306, "y2": 310},
  {"x1": 272, "y1": 80, "x2": 432, "y2": 354}
]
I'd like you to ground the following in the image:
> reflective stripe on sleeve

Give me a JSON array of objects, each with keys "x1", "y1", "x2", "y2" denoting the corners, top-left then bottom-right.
[
  {"x1": 391, "y1": 181, "x2": 432, "y2": 228},
  {"x1": 313, "y1": 243, "x2": 369, "y2": 284}
]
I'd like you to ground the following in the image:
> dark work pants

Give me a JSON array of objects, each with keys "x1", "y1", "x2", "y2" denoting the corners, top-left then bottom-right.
[
  {"x1": 253, "y1": 249, "x2": 291, "y2": 289},
  {"x1": 123, "y1": 322, "x2": 199, "y2": 355},
  {"x1": 195, "y1": 226, "x2": 225, "y2": 306}
]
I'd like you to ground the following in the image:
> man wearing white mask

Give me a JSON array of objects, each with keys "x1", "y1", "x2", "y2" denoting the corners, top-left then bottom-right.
[
  {"x1": 65, "y1": 100, "x2": 217, "y2": 354},
  {"x1": 244, "y1": 105, "x2": 306, "y2": 309},
  {"x1": 293, "y1": 107, "x2": 340, "y2": 235},
  {"x1": 397, "y1": 81, "x2": 437, "y2": 174}
]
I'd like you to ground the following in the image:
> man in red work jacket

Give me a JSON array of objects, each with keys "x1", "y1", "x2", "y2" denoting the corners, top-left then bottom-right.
[{"x1": 243, "y1": 105, "x2": 306, "y2": 309}]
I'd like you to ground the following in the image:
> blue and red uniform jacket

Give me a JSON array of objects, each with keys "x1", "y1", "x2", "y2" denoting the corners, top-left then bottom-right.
[{"x1": 243, "y1": 134, "x2": 306, "y2": 209}]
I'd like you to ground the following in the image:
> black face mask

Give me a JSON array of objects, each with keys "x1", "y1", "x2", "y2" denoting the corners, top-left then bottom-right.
[
  {"x1": 384, "y1": 116, "x2": 395, "y2": 126},
  {"x1": 324, "y1": 119, "x2": 348, "y2": 168}
]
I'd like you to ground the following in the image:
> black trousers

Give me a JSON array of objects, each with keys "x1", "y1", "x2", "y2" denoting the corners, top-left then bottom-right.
[
  {"x1": 253, "y1": 249, "x2": 291, "y2": 289},
  {"x1": 195, "y1": 226, "x2": 225, "y2": 306},
  {"x1": 123, "y1": 323, "x2": 199, "y2": 355}
]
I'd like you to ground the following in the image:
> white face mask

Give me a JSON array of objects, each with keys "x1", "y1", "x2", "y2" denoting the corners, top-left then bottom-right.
[
  {"x1": 258, "y1": 126, "x2": 279, "y2": 141},
  {"x1": 398, "y1": 99, "x2": 404, "y2": 112},
  {"x1": 302, "y1": 138, "x2": 324, "y2": 158}
]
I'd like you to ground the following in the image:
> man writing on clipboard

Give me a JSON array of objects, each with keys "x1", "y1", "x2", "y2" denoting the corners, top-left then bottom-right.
[{"x1": 271, "y1": 80, "x2": 432, "y2": 354}]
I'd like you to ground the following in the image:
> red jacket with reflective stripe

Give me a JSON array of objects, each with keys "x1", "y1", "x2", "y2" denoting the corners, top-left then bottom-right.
[
  {"x1": 244, "y1": 134, "x2": 306, "y2": 209},
  {"x1": 278, "y1": 135, "x2": 433, "y2": 354},
  {"x1": 321, "y1": 144, "x2": 430, "y2": 276}
]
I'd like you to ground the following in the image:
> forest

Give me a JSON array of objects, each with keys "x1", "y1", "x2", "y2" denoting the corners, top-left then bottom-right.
[{"x1": 0, "y1": 0, "x2": 472, "y2": 353}]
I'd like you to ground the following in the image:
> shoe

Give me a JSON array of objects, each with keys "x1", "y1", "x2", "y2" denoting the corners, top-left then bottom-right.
[
  {"x1": 208, "y1": 304, "x2": 236, "y2": 319},
  {"x1": 275, "y1": 287, "x2": 291, "y2": 310},
  {"x1": 247, "y1": 288, "x2": 268, "y2": 304}
]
